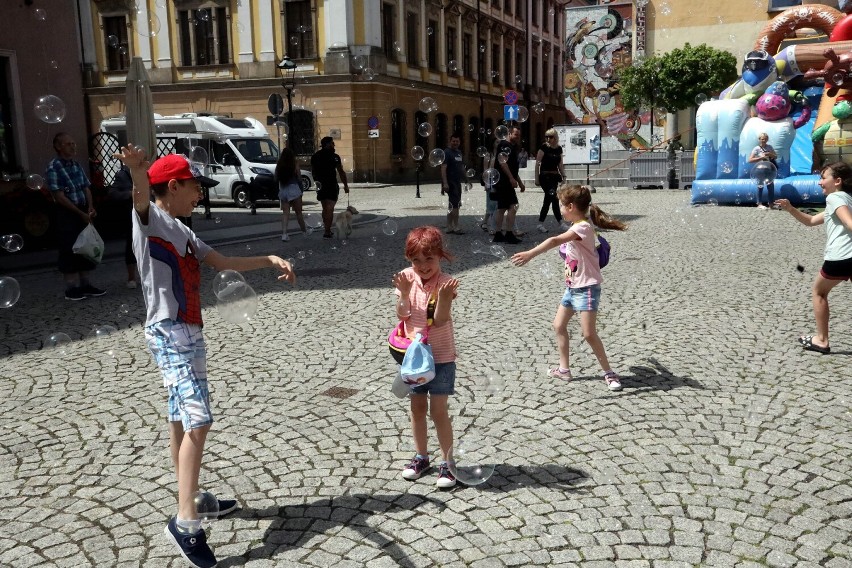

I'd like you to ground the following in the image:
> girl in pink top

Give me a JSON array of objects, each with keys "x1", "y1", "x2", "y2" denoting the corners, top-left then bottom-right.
[
  {"x1": 511, "y1": 185, "x2": 628, "y2": 391},
  {"x1": 392, "y1": 226, "x2": 460, "y2": 488}
]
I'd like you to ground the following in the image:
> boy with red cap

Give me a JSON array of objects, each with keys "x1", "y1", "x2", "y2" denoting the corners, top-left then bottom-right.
[{"x1": 116, "y1": 146, "x2": 295, "y2": 568}]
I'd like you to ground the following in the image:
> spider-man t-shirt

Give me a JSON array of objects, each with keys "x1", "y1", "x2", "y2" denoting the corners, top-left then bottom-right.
[{"x1": 133, "y1": 205, "x2": 212, "y2": 327}]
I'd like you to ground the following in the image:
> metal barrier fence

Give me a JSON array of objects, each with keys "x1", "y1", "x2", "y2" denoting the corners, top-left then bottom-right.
[
  {"x1": 628, "y1": 151, "x2": 668, "y2": 189},
  {"x1": 679, "y1": 152, "x2": 695, "y2": 188}
]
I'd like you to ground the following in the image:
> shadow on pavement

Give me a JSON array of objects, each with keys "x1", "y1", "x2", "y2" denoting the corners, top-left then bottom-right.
[
  {"x1": 219, "y1": 492, "x2": 447, "y2": 568},
  {"x1": 571, "y1": 357, "x2": 704, "y2": 394},
  {"x1": 475, "y1": 463, "x2": 589, "y2": 494}
]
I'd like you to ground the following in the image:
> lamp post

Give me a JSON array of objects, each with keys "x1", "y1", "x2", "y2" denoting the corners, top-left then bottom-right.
[{"x1": 277, "y1": 56, "x2": 298, "y2": 149}]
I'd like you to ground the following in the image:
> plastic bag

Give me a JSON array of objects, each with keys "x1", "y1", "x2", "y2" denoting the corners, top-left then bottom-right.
[
  {"x1": 400, "y1": 333, "x2": 436, "y2": 386},
  {"x1": 72, "y1": 223, "x2": 105, "y2": 264}
]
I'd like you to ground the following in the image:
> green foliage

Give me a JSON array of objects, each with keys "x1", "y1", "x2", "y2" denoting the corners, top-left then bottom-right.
[{"x1": 619, "y1": 44, "x2": 738, "y2": 112}]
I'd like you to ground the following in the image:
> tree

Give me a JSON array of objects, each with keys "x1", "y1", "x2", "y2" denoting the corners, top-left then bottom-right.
[{"x1": 619, "y1": 43, "x2": 738, "y2": 113}]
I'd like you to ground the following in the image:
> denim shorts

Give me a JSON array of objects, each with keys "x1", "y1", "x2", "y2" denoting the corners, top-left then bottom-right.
[
  {"x1": 145, "y1": 320, "x2": 213, "y2": 431},
  {"x1": 560, "y1": 284, "x2": 601, "y2": 312},
  {"x1": 411, "y1": 362, "x2": 456, "y2": 396}
]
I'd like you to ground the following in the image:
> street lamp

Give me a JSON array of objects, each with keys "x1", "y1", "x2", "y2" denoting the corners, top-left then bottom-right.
[{"x1": 277, "y1": 56, "x2": 298, "y2": 149}]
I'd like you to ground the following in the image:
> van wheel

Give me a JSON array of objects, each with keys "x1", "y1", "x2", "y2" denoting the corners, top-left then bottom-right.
[
  {"x1": 300, "y1": 175, "x2": 311, "y2": 192},
  {"x1": 233, "y1": 184, "x2": 251, "y2": 208}
]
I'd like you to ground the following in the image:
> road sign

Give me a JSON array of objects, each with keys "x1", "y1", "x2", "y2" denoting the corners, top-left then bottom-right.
[
  {"x1": 267, "y1": 93, "x2": 284, "y2": 117},
  {"x1": 367, "y1": 116, "x2": 380, "y2": 129},
  {"x1": 503, "y1": 90, "x2": 518, "y2": 105},
  {"x1": 504, "y1": 105, "x2": 519, "y2": 121},
  {"x1": 368, "y1": 129, "x2": 379, "y2": 138}
]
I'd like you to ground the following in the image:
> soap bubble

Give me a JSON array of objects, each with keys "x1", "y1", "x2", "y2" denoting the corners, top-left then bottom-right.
[
  {"x1": 481, "y1": 375, "x2": 504, "y2": 396},
  {"x1": 296, "y1": 250, "x2": 306, "y2": 260},
  {"x1": 0, "y1": 277, "x2": 21, "y2": 308},
  {"x1": 43, "y1": 332, "x2": 72, "y2": 355},
  {"x1": 417, "y1": 122, "x2": 433, "y2": 137},
  {"x1": 351, "y1": 54, "x2": 366, "y2": 70},
  {"x1": 33, "y1": 95, "x2": 66, "y2": 124},
  {"x1": 139, "y1": 13, "x2": 161, "y2": 38},
  {"x1": 216, "y1": 280, "x2": 258, "y2": 323},
  {"x1": 720, "y1": 162, "x2": 734, "y2": 174},
  {"x1": 304, "y1": 212, "x2": 322, "y2": 229},
  {"x1": 362, "y1": 67, "x2": 376, "y2": 80},
  {"x1": 427, "y1": 26, "x2": 434, "y2": 35},
  {"x1": 479, "y1": 44, "x2": 486, "y2": 53},
  {"x1": 419, "y1": 97, "x2": 438, "y2": 113},
  {"x1": 381, "y1": 219, "x2": 398, "y2": 236},
  {"x1": 483, "y1": 168, "x2": 500, "y2": 186},
  {"x1": 107, "y1": 35, "x2": 120, "y2": 49},
  {"x1": 495, "y1": 125, "x2": 509, "y2": 140},
  {"x1": 468, "y1": 124, "x2": 476, "y2": 132},
  {"x1": 212, "y1": 269, "x2": 246, "y2": 298},
  {"x1": 410, "y1": 145, "x2": 425, "y2": 161},
  {"x1": 476, "y1": 146, "x2": 489, "y2": 158},
  {"x1": 26, "y1": 174, "x2": 45, "y2": 190},
  {"x1": 514, "y1": 74, "x2": 523, "y2": 84},
  {"x1": 447, "y1": 435, "x2": 496, "y2": 486},
  {"x1": 93, "y1": 325, "x2": 119, "y2": 359},
  {"x1": 659, "y1": 2, "x2": 672, "y2": 16},
  {"x1": 498, "y1": 153, "x2": 509, "y2": 164},
  {"x1": 540, "y1": 261, "x2": 555, "y2": 279},
  {"x1": 1, "y1": 234, "x2": 24, "y2": 252},
  {"x1": 516, "y1": 106, "x2": 529, "y2": 123},
  {"x1": 750, "y1": 161, "x2": 777, "y2": 186},
  {"x1": 189, "y1": 146, "x2": 209, "y2": 166},
  {"x1": 466, "y1": 168, "x2": 476, "y2": 178},
  {"x1": 196, "y1": 9, "x2": 210, "y2": 22},
  {"x1": 448, "y1": 60, "x2": 458, "y2": 72},
  {"x1": 33, "y1": 8, "x2": 47, "y2": 21},
  {"x1": 490, "y1": 245, "x2": 508, "y2": 260},
  {"x1": 290, "y1": 35, "x2": 300, "y2": 46},
  {"x1": 192, "y1": 490, "x2": 219, "y2": 526},
  {"x1": 367, "y1": 247, "x2": 376, "y2": 257},
  {"x1": 695, "y1": 93, "x2": 708, "y2": 105},
  {"x1": 533, "y1": 102, "x2": 545, "y2": 114},
  {"x1": 428, "y1": 148, "x2": 446, "y2": 167}
]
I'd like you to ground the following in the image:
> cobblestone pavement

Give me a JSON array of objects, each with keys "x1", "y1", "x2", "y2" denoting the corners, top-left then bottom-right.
[{"x1": 0, "y1": 185, "x2": 850, "y2": 568}]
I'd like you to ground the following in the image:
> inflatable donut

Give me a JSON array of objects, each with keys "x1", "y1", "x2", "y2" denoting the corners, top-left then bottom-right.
[{"x1": 752, "y1": 5, "x2": 844, "y2": 55}]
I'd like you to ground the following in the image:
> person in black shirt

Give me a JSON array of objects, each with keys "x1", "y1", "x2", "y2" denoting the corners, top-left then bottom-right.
[
  {"x1": 491, "y1": 126, "x2": 526, "y2": 244},
  {"x1": 310, "y1": 136, "x2": 350, "y2": 238},
  {"x1": 535, "y1": 128, "x2": 567, "y2": 233}
]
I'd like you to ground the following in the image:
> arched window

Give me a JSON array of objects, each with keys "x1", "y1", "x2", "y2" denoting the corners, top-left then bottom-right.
[
  {"x1": 391, "y1": 108, "x2": 406, "y2": 155},
  {"x1": 453, "y1": 115, "x2": 464, "y2": 138},
  {"x1": 284, "y1": 109, "x2": 316, "y2": 156},
  {"x1": 436, "y1": 113, "x2": 448, "y2": 150},
  {"x1": 415, "y1": 111, "x2": 429, "y2": 152}
]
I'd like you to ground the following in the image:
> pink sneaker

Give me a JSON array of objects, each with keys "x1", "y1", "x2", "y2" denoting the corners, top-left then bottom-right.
[
  {"x1": 603, "y1": 371, "x2": 622, "y2": 391},
  {"x1": 547, "y1": 368, "x2": 573, "y2": 381}
]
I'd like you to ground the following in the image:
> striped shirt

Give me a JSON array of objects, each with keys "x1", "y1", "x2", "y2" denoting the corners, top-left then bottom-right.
[{"x1": 397, "y1": 267, "x2": 457, "y2": 363}]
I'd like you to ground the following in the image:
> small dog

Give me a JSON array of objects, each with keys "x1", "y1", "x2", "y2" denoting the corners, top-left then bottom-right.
[{"x1": 334, "y1": 205, "x2": 359, "y2": 238}]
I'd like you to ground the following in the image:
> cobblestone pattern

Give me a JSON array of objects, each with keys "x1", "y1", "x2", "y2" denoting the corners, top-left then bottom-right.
[{"x1": 0, "y1": 186, "x2": 850, "y2": 567}]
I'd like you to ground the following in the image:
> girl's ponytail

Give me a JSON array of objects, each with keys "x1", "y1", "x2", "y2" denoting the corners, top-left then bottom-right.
[{"x1": 589, "y1": 204, "x2": 628, "y2": 231}]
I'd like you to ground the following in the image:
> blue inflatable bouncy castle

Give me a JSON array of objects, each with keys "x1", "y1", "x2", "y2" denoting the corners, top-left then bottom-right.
[{"x1": 689, "y1": 3, "x2": 852, "y2": 205}]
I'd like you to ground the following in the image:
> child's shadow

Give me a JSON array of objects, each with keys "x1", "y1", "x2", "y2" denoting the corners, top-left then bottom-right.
[
  {"x1": 218, "y1": 492, "x2": 447, "y2": 568},
  {"x1": 575, "y1": 357, "x2": 704, "y2": 395},
  {"x1": 218, "y1": 464, "x2": 589, "y2": 566}
]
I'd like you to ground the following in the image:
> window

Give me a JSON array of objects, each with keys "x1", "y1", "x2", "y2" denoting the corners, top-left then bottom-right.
[
  {"x1": 446, "y1": 27, "x2": 457, "y2": 66},
  {"x1": 391, "y1": 108, "x2": 406, "y2": 155},
  {"x1": 491, "y1": 44, "x2": 500, "y2": 84},
  {"x1": 428, "y1": 19, "x2": 438, "y2": 70},
  {"x1": 382, "y1": 3, "x2": 396, "y2": 60},
  {"x1": 103, "y1": 15, "x2": 129, "y2": 71},
  {"x1": 436, "y1": 113, "x2": 448, "y2": 150},
  {"x1": 0, "y1": 56, "x2": 19, "y2": 174},
  {"x1": 768, "y1": 0, "x2": 801, "y2": 9},
  {"x1": 543, "y1": 4, "x2": 549, "y2": 32},
  {"x1": 406, "y1": 12, "x2": 418, "y2": 66},
  {"x1": 415, "y1": 111, "x2": 429, "y2": 152},
  {"x1": 504, "y1": 0, "x2": 512, "y2": 15},
  {"x1": 531, "y1": 1, "x2": 538, "y2": 25},
  {"x1": 516, "y1": 52, "x2": 524, "y2": 86},
  {"x1": 478, "y1": 40, "x2": 485, "y2": 80},
  {"x1": 516, "y1": 0, "x2": 524, "y2": 18},
  {"x1": 178, "y1": 8, "x2": 230, "y2": 66},
  {"x1": 453, "y1": 115, "x2": 464, "y2": 138},
  {"x1": 462, "y1": 33, "x2": 472, "y2": 78},
  {"x1": 554, "y1": 8, "x2": 560, "y2": 34},
  {"x1": 284, "y1": 109, "x2": 315, "y2": 156},
  {"x1": 532, "y1": 55, "x2": 538, "y2": 87},
  {"x1": 553, "y1": 62, "x2": 559, "y2": 92},
  {"x1": 284, "y1": 0, "x2": 316, "y2": 59},
  {"x1": 504, "y1": 48, "x2": 512, "y2": 88}
]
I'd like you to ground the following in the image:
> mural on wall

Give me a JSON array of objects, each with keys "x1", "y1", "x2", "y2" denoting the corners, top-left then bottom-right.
[{"x1": 564, "y1": 2, "x2": 656, "y2": 149}]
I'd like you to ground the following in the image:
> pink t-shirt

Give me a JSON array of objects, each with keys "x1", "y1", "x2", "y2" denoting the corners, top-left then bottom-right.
[
  {"x1": 396, "y1": 267, "x2": 457, "y2": 363},
  {"x1": 564, "y1": 221, "x2": 603, "y2": 288}
]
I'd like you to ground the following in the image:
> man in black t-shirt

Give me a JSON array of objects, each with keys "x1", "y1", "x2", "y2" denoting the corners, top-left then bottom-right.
[
  {"x1": 310, "y1": 136, "x2": 350, "y2": 238},
  {"x1": 441, "y1": 132, "x2": 465, "y2": 233},
  {"x1": 492, "y1": 126, "x2": 525, "y2": 244}
]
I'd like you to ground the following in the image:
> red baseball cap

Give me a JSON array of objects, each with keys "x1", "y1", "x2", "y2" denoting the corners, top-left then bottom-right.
[{"x1": 147, "y1": 154, "x2": 218, "y2": 188}]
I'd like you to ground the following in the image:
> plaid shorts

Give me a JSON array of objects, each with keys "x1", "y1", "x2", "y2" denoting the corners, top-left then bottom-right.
[{"x1": 145, "y1": 320, "x2": 213, "y2": 431}]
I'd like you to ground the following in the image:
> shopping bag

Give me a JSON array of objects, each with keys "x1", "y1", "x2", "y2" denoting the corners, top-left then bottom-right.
[{"x1": 72, "y1": 223, "x2": 105, "y2": 264}]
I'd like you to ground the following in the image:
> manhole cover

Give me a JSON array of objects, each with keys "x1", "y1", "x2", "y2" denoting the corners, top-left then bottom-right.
[
  {"x1": 298, "y1": 267, "x2": 350, "y2": 277},
  {"x1": 321, "y1": 387, "x2": 360, "y2": 399}
]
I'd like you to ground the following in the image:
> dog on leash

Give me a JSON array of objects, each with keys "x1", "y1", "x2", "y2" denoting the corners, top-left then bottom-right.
[{"x1": 334, "y1": 205, "x2": 359, "y2": 238}]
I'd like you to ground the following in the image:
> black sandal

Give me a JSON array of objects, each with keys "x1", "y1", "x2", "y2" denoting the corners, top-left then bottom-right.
[{"x1": 799, "y1": 335, "x2": 830, "y2": 354}]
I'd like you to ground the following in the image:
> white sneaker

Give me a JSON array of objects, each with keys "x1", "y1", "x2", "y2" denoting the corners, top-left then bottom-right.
[
  {"x1": 537, "y1": 224, "x2": 548, "y2": 233},
  {"x1": 281, "y1": 233, "x2": 290, "y2": 241},
  {"x1": 603, "y1": 371, "x2": 622, "y2": 392},
  {"x1": 559, "y1": 222, "x2": 572, "y2": 232}
]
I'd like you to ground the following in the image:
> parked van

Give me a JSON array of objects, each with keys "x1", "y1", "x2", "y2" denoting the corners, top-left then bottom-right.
[{"x1": 98, "y1": 113, "x2": 313, "y2": 207}]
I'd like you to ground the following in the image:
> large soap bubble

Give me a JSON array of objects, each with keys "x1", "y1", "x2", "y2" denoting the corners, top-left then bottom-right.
[
  {"x1": 483, "y1": 168, "x2": 500, "y2": 186},
  {"x1": 26, "y1": 174, "x2": 45, "y2": 190},
  {"x1": 448, "y1": 434, "x2": 496, "y2": 486},
  {"x1": 381, "y1": 219, "x2": 398, "y2": 236},
  {"x1": 304, "y1": 212, "x2": 322, "y2": 229},
  {"x1": 428, "y1": 148, "x2": 445, "y2": 167},
  {"x1": 410, "y1": 145, "x2": 425, "y2": 161},
  {"x1": 1, "y1": 234, "x2": 24, "y2": 252},
  {"x1": 193, "y1": 490, "x2": 219, "y2": 526},
  {"x1": 189, "y1": 146, "x2": 209, "y2": 167},
  {"x1": 212, "y1": 269, "x2": 246, "y2": 299},
  {"x1": 216, "y1": 280, "x2": 258, "y2": 323},
  {"x1": 419, "y1": 97, "x2": 438, "y2": 113},
  {"x1": 516, "y1": 106, "x2": 529, "y2": 123},
  {"x1": 495, "y1": 125, "x2": 509, "y2": 141},
  {"x1": 43, "y1": 332, "x2": 72, "y2": 356},
  {"x1": 750, "y1": 161, "x2": 777, "y2": 186},
  {"x1": 0, "y1": 276, "x2": 21, "y2": 308},
  {"x1": 33, "y1": 95, "x2": 66, "y2": 124},
  {"x1": 417, "y1": 122, "x2": 433, "y2": 137}
]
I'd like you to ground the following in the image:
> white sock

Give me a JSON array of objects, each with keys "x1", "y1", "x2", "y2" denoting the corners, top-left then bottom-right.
[{"x1": 176, "y1": 516, "x2": 202, "y2": 534}]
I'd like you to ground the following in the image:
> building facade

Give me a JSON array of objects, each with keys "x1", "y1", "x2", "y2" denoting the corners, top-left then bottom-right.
[{"x1": 82, "y1": 0, "x2": 568, "y2": 184}]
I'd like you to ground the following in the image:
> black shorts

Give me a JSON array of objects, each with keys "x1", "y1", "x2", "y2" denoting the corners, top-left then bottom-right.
[
  {"x1": 317, "y1": 188, "x2": 339, "y2": 202},
  {"x1": 820, "y1": 257, "x2": 852, "y2": 280},
  {"x1": 446, "y1": 181, "x2": 462, "y2": 208},
  {"x1": 494, "y1": 186, "x2": 518, "y2": 210}
]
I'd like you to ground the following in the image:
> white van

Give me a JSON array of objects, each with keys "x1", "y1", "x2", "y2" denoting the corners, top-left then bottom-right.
[{"x1": 99, "y1": 113, "x2": 313, "y2": 207}]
